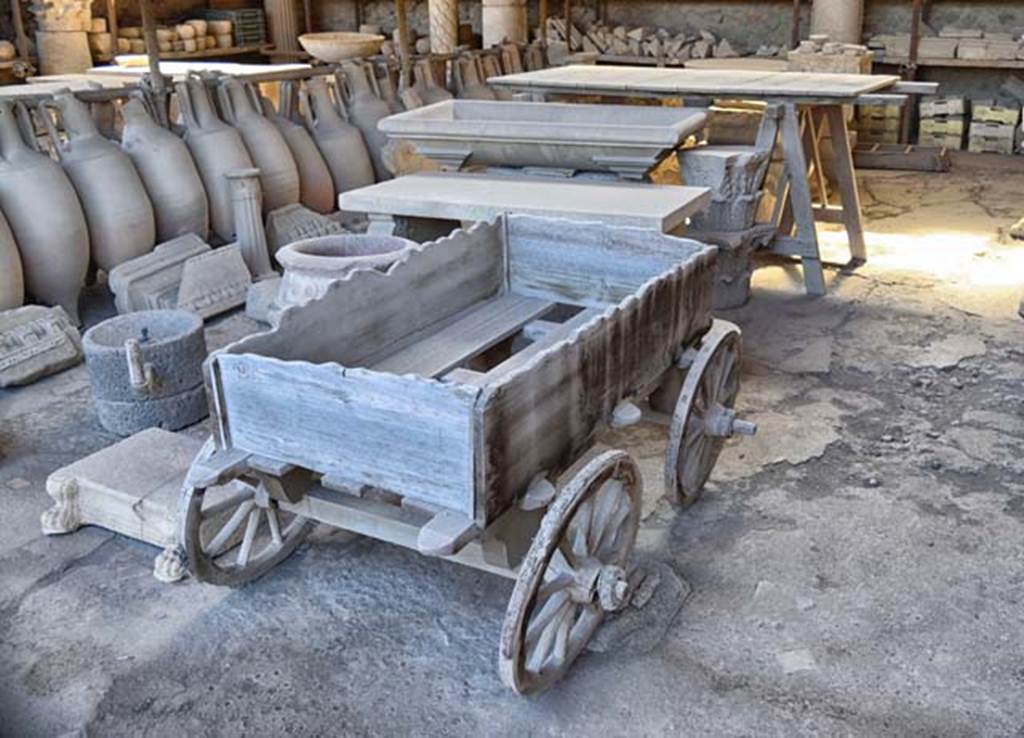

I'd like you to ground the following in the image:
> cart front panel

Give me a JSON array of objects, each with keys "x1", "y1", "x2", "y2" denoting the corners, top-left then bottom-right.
[{"x1": 215, "y1": 353, "x2": 480, "y2": 517}]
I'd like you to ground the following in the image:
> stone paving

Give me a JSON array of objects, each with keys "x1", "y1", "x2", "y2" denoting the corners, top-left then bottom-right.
[{"x1": 1, "y1": 153, "x2": 1022, "y2": 736}]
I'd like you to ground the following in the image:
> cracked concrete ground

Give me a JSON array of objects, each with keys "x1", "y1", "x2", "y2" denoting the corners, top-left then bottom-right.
[{"x1": 1, "y1": 153, "x2": 1023, "y2": 736}]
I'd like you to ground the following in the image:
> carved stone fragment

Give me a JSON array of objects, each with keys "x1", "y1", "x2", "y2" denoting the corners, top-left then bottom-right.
[
  {"x1": 107, "y1": 234, "x2": 212, "y2": 314},
  {"x1": 0, "y1": 305, "x2": 82, "y2": 387},
  {"x1": 177, "y1": 245, "x2": 252, "y2": 319}
]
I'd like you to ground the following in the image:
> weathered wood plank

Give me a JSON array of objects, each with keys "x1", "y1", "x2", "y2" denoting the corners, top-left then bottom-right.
[
  {"x1": 216, "y1": 354, "x2": 480, "y2": 517},
  {"x1": 223, "y1": 221, "x2": 505, "y2": 367},
  {"x1": 370, "y1": 294, "x2": 554, "y2": 377},
  {"x1": 475, "y1": 246, "x2": 716, "y2": 522},
  {"x1": 505, "y1": 216, "x2": 713, "y2": 308}
]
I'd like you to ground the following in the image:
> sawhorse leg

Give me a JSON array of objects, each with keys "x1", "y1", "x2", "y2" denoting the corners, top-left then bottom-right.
[{"x1": 823, "y1": 105, "x2": 868, "y2": 263}]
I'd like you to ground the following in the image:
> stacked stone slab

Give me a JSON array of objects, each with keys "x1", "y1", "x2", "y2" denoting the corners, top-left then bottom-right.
[
  {"x1": 82, "y1": 310, "x2": 208, "y2": 436},
  {"x1": 546, "y1": 18, "x2": 753, "y2": 62},
  {"x1": 33, "y1": 0, "x2": 92, "y2": 75},
  {"x1": 968, "y1": 100, "x2": 1021, "y2": 155},
  {"x1": 858, "y1": 102, "x2": 902, "y2": 145},
  {"x1": 917, "y1": 96, "x2": 967, "y2": 150}
]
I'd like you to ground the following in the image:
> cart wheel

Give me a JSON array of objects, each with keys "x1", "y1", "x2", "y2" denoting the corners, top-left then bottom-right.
[
  {"x1": 499, "y1": 450, "x2": 642, "y2": 694},
  {"x1": 665, "y1": 320, "x2": 755, "y2": 507},
  {"x1": 181, "y1": 444, "x2": 312, "y2": 587}
]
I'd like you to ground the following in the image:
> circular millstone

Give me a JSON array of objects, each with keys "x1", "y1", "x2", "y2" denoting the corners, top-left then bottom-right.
[{"x1": 94, "y1": 384, "x2": 208, "y2": 436}]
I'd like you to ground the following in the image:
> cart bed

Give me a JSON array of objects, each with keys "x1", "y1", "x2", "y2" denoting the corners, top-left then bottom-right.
[{"x1": 208, "y1": 216, "x2": 716, "y2": 526}]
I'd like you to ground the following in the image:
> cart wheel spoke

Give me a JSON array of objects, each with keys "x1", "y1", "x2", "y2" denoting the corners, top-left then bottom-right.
[
  {"x1": 236, "y1": 508, "x2": 262, "y2": 567},
  {"x1": 501, "y1": 450, "x2": 642, "y2": 694},
  {"x1": 266, "y1": 504, "x2": 283, "y2": 547},
  {"x1": 201, "y1": 484, "x2": 256, "y2": 519},
  {"x1": 203, "y1": 498, "x2": 256, "y2": 557}
]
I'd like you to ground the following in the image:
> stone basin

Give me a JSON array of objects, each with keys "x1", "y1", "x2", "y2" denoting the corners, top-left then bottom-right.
[
  {"x1": 275, "y1": 233, "x2": 415, "y2": 312},
  {"x1": 377, "y1": 100, "x2": 708, "y2": 180}
]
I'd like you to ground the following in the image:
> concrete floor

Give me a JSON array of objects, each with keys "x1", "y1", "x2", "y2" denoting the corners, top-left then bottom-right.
[{"x1": 1, "y1": 153, "x2": 1023, "y2": 736}]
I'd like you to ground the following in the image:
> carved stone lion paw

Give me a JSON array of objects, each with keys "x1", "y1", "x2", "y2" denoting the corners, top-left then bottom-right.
[{"x1": 153, "y1": 546, "x2": 188, "y2": 583}]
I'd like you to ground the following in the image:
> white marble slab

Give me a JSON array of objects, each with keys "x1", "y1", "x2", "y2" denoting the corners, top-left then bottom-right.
[{"x1": 339, "y1": 172, "x2": 710, "y2": 233}]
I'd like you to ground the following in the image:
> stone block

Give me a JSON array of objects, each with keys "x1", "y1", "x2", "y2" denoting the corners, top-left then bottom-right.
[
  {"x1": 939, "y1": 27, "x2": 983, "y2": 39},
  {"x1": 177, "y1": 245, "x2": 252, "y2": 319},
  {"x1": 918, "y1": 37, "x2": 958, "y2": 59},
  {"x1": 265, "y1": 203, "x2": 346, "y2": 254},
  {"x1": 107, "y1": 234, "x2": 212, "y2": 314},
  {"x1": 956, "y1": 39, "x2": 989, "y2": 60},
  {"x1": 917, "y1": 131, "x2": 964, "y2": 150},
  {"x1": 967, "y1": 121, "x2": 1016, "y2": 154},
  {"x1": 972, "y1": 100, "x2": 1021, "y2": 126},
  {"x1": 0, "y1": 305, "x2": 82, "y2": 388},
  {"x1": 919, "y1": 96, "x2": 967, "y2": 118},
  {"x1": 40, "y1": 428, "x2": 209, "y2": 582},
  {"x1": 919, "y1": 115, "x2": 966, "y2": 136}
]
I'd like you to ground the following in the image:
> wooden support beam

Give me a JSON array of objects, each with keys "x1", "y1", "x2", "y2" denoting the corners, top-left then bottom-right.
[
  {"x1": 563, "y1": 0, "x2": 572, "y2": 51},
  {"x1": 138, "y1": 0, "x2": 169, "y2": 127},
  {"x1": 395, "y1": 0, "x2": 413, "y2": 88},
  {"x1": 791, "y1": 0, "x2": 801, "y2": 49},
  {"x1": 11, "y1": 0, "x2": 30, "y2": 67},
  {"x1": 105, "y1": 0, "x2": 119, "y2": 51}
]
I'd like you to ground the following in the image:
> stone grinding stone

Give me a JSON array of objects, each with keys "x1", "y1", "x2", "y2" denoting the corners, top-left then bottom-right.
[
  {"x1": 94, "y1": 383, "x2": 208, "y2": 436},
  {"x1": 83, "y1": 310, "x2": 206, "y2": 402}
]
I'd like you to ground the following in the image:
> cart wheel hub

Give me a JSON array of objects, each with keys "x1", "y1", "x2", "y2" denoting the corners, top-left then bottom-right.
[
  {"x1": 703, "y1": 402, "x2": 757, "y2": 439},
  {"x1": 597, "y1": 564, "x2": 630, "y2": 612}
]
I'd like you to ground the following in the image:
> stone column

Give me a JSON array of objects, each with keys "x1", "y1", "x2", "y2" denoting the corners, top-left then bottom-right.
[
  {"x1": 810, "y1": 0, "x2": 863, "y2": 44},
  {"x1": 226, "y1": 168, "x2": 275, "y2": 280},
  {"x1": 428, "y1": 0, "x2": 459, "y2": 53},
  {"x1": 482, "y1": 0, "x2": 528, "y2": 48}
]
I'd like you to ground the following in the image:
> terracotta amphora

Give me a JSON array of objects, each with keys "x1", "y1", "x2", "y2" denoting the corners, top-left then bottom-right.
[
  {"x1": 412, "y1": 59, "x2": 454, "y2": 105},
  {"x1": 0, "y1": 100, "x2": 88, "y2": 323},
  {"x1": 41, "y1": 92, "x2": 156, "y2": 273},
  {"x1": 121, "y1": 97, "x2": 210, "y2": 242},
  {"x1": 262, "y1": 82, "x2": 335, "y2": 215},
  {"x1": 454, "y1": 54, "x2": 497, "y2": 100},
  {"x1": 338, "y1": 61, "x2": 393, "y2": 181},
  {"x1": 177, "y1": 76, "x2": 255, "y2": 242},
  {"x1": 217, "y1": 78, "x2": 300, "y2": 213},
  {"x1": 300, "y1": 76, "x2": 375, "y2": 196},
  {"x1": 0, "y1": 206, "x2": 24, "y2": 310}
]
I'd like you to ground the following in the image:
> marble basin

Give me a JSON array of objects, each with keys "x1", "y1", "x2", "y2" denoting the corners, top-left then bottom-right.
[{"x1": 377, "y1": 100, "x2": 708, "y2": 179}]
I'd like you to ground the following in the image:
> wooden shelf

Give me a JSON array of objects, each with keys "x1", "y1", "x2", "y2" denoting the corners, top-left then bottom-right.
[
  {"x1": 93, "y1": 44, "x2": 271, "y2": 64},
  {"x1": 876, "y1": 56, "x2": 1024, "y2": 70}
]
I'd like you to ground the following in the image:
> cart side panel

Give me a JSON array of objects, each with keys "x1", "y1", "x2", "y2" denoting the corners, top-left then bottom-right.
[
  {"x1": 504, "y1": 215, "x2": 716, "y2": 308},
  {"x1": 476, "y1": 250, "x2": 715, "y2": 524},
  {"x1": 218, "y1": 221, "x2": 505, "y2": 367},
  {"x1": 216, "y1": 353, "x2": 479, "y2": 517}
]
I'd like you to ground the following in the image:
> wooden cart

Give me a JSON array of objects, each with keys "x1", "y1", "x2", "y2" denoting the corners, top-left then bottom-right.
[{"x1": 181, "y1": 215, "x2": 755, "y2": 693}]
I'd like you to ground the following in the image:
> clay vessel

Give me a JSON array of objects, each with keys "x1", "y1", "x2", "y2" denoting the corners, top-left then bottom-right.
[
  {"x1": 338, "y1": 62, "x2": 393, "y2": 180},
  {"x1": 275, "y1": 233, "x2": 413, "y2": 311},
  {"x1": 261, "y1": 81, "x2": 335, "y2": 215},
  {"x1": 177, "y1": 76, "x2": 255, "y2": 242},
  {"x1": 217, "y1": 78, "x2": 300, "y2": 213},
  {"x1": 0, "y1": 100, "x2": 89, "y2": 323},
  {"x1": 412, "y1": 59, "x2": 454, "y2": 105},
  {"x1": 43, "y1": 92, "x2": 156, "y2": 273},
  {"x1": 454, "y1": 55, "x2": 497, "y2": 100},
  {"x1": 121, "y1": 97, "x2": 210, "y2": 242},
  {"x1": 0, "y1": 206, "x2": 24, "y2": 309},
  {"x1": 301, "y1": 77, "x2": 375, "y2": 195}
]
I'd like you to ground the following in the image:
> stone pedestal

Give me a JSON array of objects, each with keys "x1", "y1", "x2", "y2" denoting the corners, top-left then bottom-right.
[
  {"x1": 40, "y1": 429, "x2": 207, "y2": 582},
  {"x1": 227, "y1": 168, "x2": 275, "y2": 280},
  {"x1": 482, "y1": 0, "x2": 528, "y2": 48}
]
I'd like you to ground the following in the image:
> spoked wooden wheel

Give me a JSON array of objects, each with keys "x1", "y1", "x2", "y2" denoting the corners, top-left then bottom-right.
[
  {"x1": 181, "y1": 445, "x2": 311, "y2": 587},
  {"x1": 665, "y1": 320, "x2": 755, "y2": 507},
  {"x1": 499, "y1": 450, "x2": 642, "y2": 694}
]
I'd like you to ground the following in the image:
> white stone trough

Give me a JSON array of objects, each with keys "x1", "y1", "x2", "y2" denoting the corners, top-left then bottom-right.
[{"x1": 377, "y1": 100, "x2": 708, "y2": 179}]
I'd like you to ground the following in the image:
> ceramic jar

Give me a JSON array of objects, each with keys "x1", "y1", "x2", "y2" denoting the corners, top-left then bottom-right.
[
  {"x1": 43, "y1": 92, "x2": 156, "y2": 272},
  {"x1": 301, "y1": 77, "x2": 375, "y2": 196},
  {"x1": 0, "y1": 100, "x2": 89, "y2": 323},
  {"x1": 217, "y1": 78, "x2": 301, "y2": 213},
  {"x1": 263, "y1": 81, "x2": 335, "y2": 215},
  {"x1": 121, "y1": 97, "x2": 210, "y2": 242},
  {"x1": 338, "y1": 62, "x2": 393, "y2": 181},
  {"x1": 0, "y1": 206, "x2": 24, "y2": 310},
  {"x1": 274, "y1": 233, "x2": 413, "y2": 311},
  {"x1": 177, "y1": 76, "x2": 255, "y2": 242}
]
